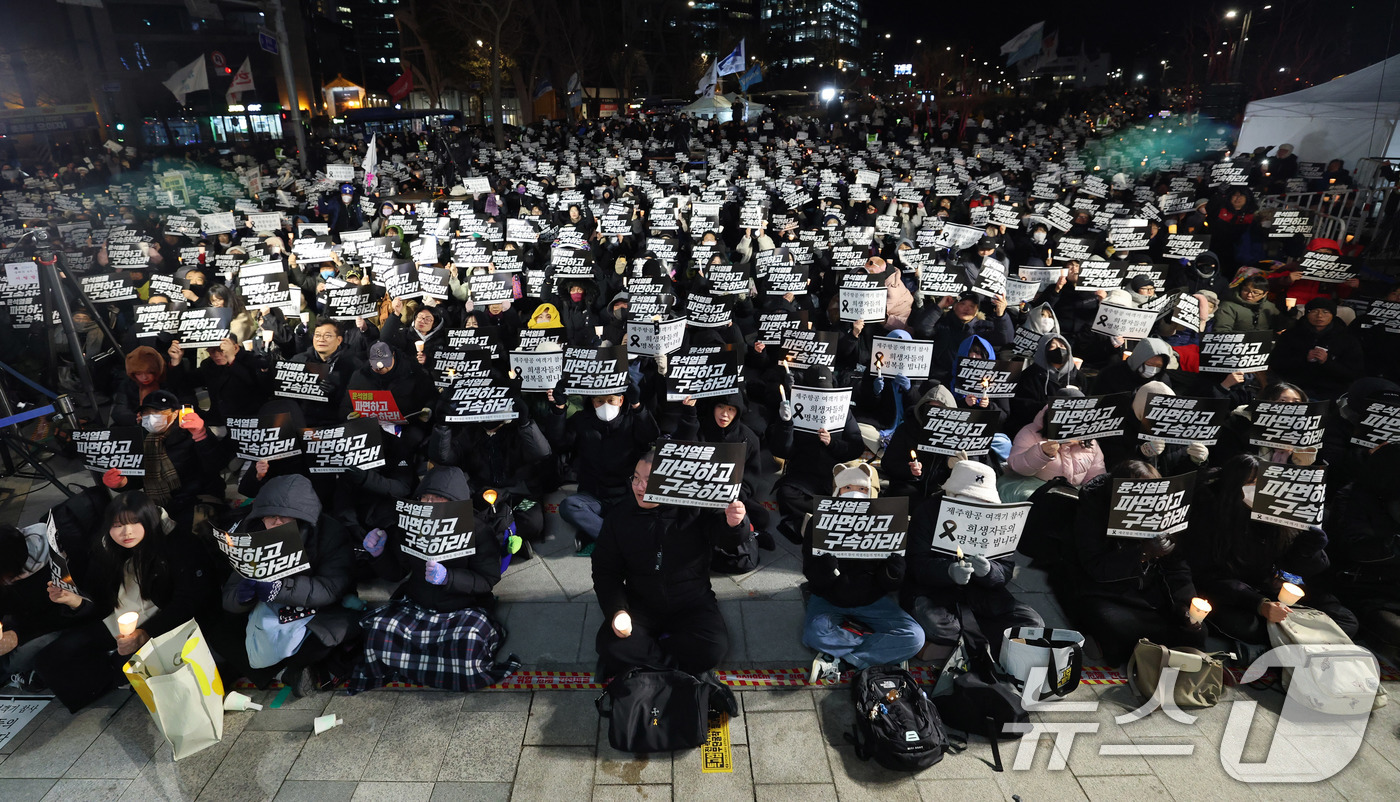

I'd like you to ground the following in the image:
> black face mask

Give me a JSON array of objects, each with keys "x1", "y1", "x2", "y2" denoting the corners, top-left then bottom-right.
[{"x1": 1046, "y1": 347, "x2": 1067, "y2": 366}]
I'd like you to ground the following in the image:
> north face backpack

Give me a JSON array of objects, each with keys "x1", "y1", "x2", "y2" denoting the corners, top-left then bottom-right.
[{"x1": 845, "y1": 666, "x2": 948, "y2": 771}]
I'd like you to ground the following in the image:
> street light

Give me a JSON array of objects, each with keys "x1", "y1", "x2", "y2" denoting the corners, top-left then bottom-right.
[{"x1": 1225, "y1": 10, "x2": 1238, "y2": 18}]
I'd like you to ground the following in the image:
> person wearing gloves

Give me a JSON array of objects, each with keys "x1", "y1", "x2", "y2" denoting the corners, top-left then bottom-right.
[
  {"x1": 929, "y1": 291, "x2": 1013, "y2": 385},
  {"x1": 1007, "y1": 400, "x2": 1108, "y2": 495},
  {"x1": 1093, "y1": 336, "x2": 1176, "y2": 396},
  {"x1": 804, "y1": 462, "x2": 924, "y2": 682},
  {"x1": 350, "y1": 466, "x2": 521, "y2": 692},
  {"x1": 864, "y1": 329, "x2": 922, "y2": 446},
  {"x1": 541, "y1": 383, "x2": 660, "y2": 555},
  {"x1": 1099, "y1": 381, "x2": 1213, "y2": 473},
  {"x1": 1212, "y1": 380, "x2": 1322, "y2": 467},
  {"x1": 591, "y1": 452, "x2": 751, "y2": 678},
  {"x1": 1184, "y1": 454, "x2": 1358, "y2": 645},
  {"x1": 1009, "y1": 331, "x2": 1080, "y2": 434},
  {"x1": 34, "y1": 492, "x2": 216, "y2": 712},
  {"x1": 768, "y1": 365, "x2": 866, "y2": 543},
  {"x1": 1070, "y1": 461, "x2": 1206, "y2": 667},
  {"x1": 904, "y1": 459, "x2": 1043, "y2": 664},
  {"x1": 99, "y1": 390, "x2": 227, "y2": 535},
  {"x1": 878, "y1": 382, "x2": 977, "y2": 497},
  {"x1": 208, "y1": 474, "x2": 356, "y2": 696},
  {"x1": 1267, "y1": 296, "x2": 1364, "y2": 401},
  {"x1": 343, "y1": 340, "x2": 438, "y2": 457}
]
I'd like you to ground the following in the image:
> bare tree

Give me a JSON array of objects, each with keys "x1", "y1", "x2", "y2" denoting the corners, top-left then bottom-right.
[{"x1": 444, "y1": 0, "x2": 519, "y2": 148}]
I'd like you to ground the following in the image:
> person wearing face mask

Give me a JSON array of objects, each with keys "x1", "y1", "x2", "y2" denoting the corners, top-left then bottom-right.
[
  {"x1": 552, "y1": 280, "x2": 601, "y2": 347},
  {"x1": 1267, "y1": 296, "x2": 1364, "y2": 400},
  {"x1": 322, "y1": 182, "x2": 365, "y2": 234},
  {"x1": 1009, "y1": 332, "x2": 1080, "y2": 434},
  {"x1": 803, "y1": 462, "x2": 924, "y2": 682},
  {"x1": 100, "y1": 391, "x2": 227, "y2": 535},
  {"x1": 903, "y1": 459, "x2": 1043, "y2": 665},
  {"x1": 33, "y1": 492, "x2": 216, "y2": 712},
  {"x1": 1093, "y1": 336, "x2": 1176, "y2": 396},
  {"x1": 1184, "y1": 454, "x2": 1357, "y2": 646},
  {"x1": 1099, "y1": 381, "x2": 1211, "y2": 476},
  {"x1": 541, "y1": 382, "x2": 660, "y2": 556},
  {"x1": 350, "y1": 466, "x2": 521, "y2": 692},
  {"x1": 591, "y1": 452, "x2": 751, "y2": 679},
  {"x1": 1327, "y1": 443, "x2": 1400, "y2": 659},
  {"x1": 1166, "y1": 250, "x2": 1229, "y2": 297},
  {"x1": 207, "y1": 474, "x2": 356, "y2": 696}
]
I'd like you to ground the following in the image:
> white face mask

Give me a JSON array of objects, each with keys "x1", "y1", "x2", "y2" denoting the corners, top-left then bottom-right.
[
  {"x1": 341, "y1": 194, "x2": 353, "y2": 204},
  {"x1": 1138, "y1": 364, "x2": 1162, "y2": 379},
  {"x1": 1032, "y1": 231, "x2": 1048, "y2": 244},
  {"x1": 1242, "y1": 484, "x2": 1256, "y2": 507},
  {"x1": 839, "y1": 490, "x2": 869, "y2": 499},
  {"x1": 141, "y1": 414, "x2": 171, "y2": 434},
  {"x1": 595, "y1": 403, "x2": 621, "y2": 422}
]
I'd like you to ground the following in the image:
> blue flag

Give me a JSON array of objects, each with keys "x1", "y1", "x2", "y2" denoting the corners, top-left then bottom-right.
[
  {"x1": 738, "y1": 63, "x2": 763, "y2": 92},
  {"x1": 533, "y1": 79, "x2": 553, "y2": 100}
]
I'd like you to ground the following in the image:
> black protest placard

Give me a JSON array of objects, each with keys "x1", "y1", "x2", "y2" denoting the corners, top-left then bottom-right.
[
  {"x1": 971, "y1": 259, "x2": 1007, "y2": 299},
  {"x1": 789, "y1": 385, "x2": 852, "y2": 432},
  {"x1": 1299, "y1": 251, "x2": 1359, "y2": 284},
  {"x1": 916, "y1": 407, "x2": 999, "y2": 456},
  {"x1": 563, "y1": 345, "x2": 629, "y2": 396},
  {"x1": 918, "y1": 263, "x2": 967, "y2": 297},
  {"x1": 705, "y1": 261, "x2": 748, "y2": 296},
  {"x1": 1199, "y1": 331, "x2": 1274, "y2": 373},
  {"x1": 467, "y1": 271, "x2": 514, "y2": 304},
  {"x1": 838, "y1": 286, "x2": 887, "y2": 323},
  {"x1": 928, "y1": 497, "x2": 1032, "y2": 559},
  {"x1": 1247, "y1": 400, "x2": 1328, "y2": 450},
  {"x1": 46, "y1": 514, "x2": 81, "y2": 598},
  {"x1": 227, "y1": 414, "x2": 302, "y2": 461},
  {"x1": 1108, "y1": 219, "x2": 1151, "y2": 251},
  {"x1": 1141, "y1": 395, "x2": 1231, "y2": 445},
  {"x1": 1107, "y1": 474, "x2": 1197, "y2": 538},
  {"x1": 686, "y1": 293, "x2": 734, "y2": 328},
  {"x1": 377, "y1": 261, "x2": 421, "y2": 300},
  {"x1": 809, "y1": 496, "x2": 911, "y2": 559},
  {"x1": 758, "y1": 308, "x2": 803, "y2": 346},
  {"x1": 394, "y1": 499, "x2": 476, "y2": 561},
  {"x1": 666, "y1": 345, "x2": 741, "y2": 401},
  {"x1": 326, "y1": 285, "x2": 377, "y2": 320},
  {"x1": 272, "y1": 361, "x2": 329, "y2": 402},
  {"x1": 1349, "y1": 396, "x2": 1400, "y2": 447},
  {"x1": 446, "y1": 327, "x2": 502, "y2": 360},
  {"x1": 954, "y1": 356, "x2": 1023, "y2": 398},
  {"x1": 549, "y1": 247, "x2": 593, "y2": 278},
  {"x1": 301, "y1": 418, "x2": 386, "y2": 473},
  {"x1": 443, "y1": 370, "x2": 519, "y2": 423},
  {"x1": 1163, "y1": 233, "x2": 1211, "y2": 261},
  {"x1": 1056, "y1": 236, "x2": 1098, "y2": 262},
  {"x1": 642, "y1": 440, "x2": 745, "y2": 509},
  {"x1": 418, "y1": 266, "x2": 451, "y2": 300},
  {"x1": 1364, "y1": 299, "x2": 1400, "y2": 334},
  {"x1": 431, "y1": 351, "x2": 489, "y2": 388},
  {"x1": 1074, "y1": 261, "x2": 1125, "y2": 292},
  {"x1": 781, "y1": 329, "x2": 838, "y2": 370},
  {"x1": 759, "y1": 253, "x2": 808, "y2": 295},
  {"x1": 147, "y1": 272, "x2": 183, "y2": 301},
  {"x1": 1168, "y1": 292, "x2": 1203, "y2": 332},
  {"x1": 133, "y1": 301, "x2": 186, "y2": 339},
  {"x1": 625, "y1": 317, "x2": 686, "y2": 357},
  {"x1": 72, "y1": 427, "x2": 144, "y2": 475},
  {"x1": 80, "y1": 272, "x2": 137, "y2": 303},
  {"x1": 238, "y1": 262, "x2": 293, "y2": 310},
  {"x1": 870, "y1": 336, "x2": 934, "y2": 380},
  {"x1": 178, "y1": 307, "x2": 232, "y2": 348},
  {"x1": 509, "y1": 350, "x2": 564, "y2": 392},
  {"x1": 1268, "y1": 209, "x2": 1311, "y2": 238},
  {"x1": 1045, "y1": 394, "x2": 1130, "y2": 442},
  {"x1": 1091, "y1": 302, "x2": 1159, "y2": 340},
  {"x1": 1251, "y1": 464, "x2": 1326, "y2": 529},
  {"x1": 213, "y1": 521, "x2": 311, "y2": 581}
]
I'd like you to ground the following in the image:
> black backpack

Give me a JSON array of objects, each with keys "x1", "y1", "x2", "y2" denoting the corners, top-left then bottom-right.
[
  {"x1": 932, "y1": 644, "x2": 1028, "y2": 772},
  {"x1": 845, "y1": 666, "x2": 948, "y2": 771},
  {"x1": 595, "y1": 666, "x2": 738, "y2": 753}
]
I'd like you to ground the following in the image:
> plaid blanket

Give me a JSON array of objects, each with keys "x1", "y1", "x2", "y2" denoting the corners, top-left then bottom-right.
[{"x1": 348, "y1": 599, "x2": 510, "y2": 693}]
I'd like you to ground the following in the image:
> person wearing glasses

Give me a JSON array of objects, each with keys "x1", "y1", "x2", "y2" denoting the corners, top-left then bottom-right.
[
  {"x1": 1215, "y1": 276, "x2": 1282, "y2": 334},
  {"x1": 287, "y1": 319, "x2": 362, "y2": 426}
]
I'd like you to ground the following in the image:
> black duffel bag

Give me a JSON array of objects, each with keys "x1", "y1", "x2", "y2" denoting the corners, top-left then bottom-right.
[{"x1": 596, "y1": 666, "x2": 738, "y2": 753}]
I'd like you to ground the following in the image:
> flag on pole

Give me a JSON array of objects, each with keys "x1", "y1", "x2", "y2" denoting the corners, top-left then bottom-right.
[
  {"x1": 387, "y1": 70, "x2": 413, "y2": 103},
  {"x1": 533, "y1": 78, "x2": 553, "y2": 100},
  {"x1": 696, "y1": 61, "x2": 718, "y2": 97},
  {"x1": 738, "y1": 63, "x2": 763, "y2": 92},
  {"x1": 362, "y1": 134, "x2": 378, "y2": 193},
  {"x1": 717, "y1": 39, "x2": 746, "y2": 76},
  {"x1": 1000, "y1": 21, "x2": 1045, "y2": 65},
  {"x1": 163, "y1": 55, "x2": 209, "y2": 105},
  {"x1": 225, "y1": 57, "x2": 254, "y2": 104},
  {"x1": 566, "y1": 73, "x2": 583, "y2": 108}
]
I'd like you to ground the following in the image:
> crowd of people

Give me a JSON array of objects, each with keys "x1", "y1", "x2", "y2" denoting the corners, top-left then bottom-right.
[{"x1": 0, "y1": 92, "x2": 1398, "y2": 716}]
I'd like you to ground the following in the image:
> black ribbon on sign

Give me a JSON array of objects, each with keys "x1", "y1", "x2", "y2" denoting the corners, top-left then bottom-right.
[
  {"x1": 793, "y1": 403, "x2": 805, "y2": 420},
  {"x1": 939, "y1": 519, "x2": 958, "y2": 541},
  {"x1": 629, "y1": 334, "x2": 641, "y2": 347},
  {"x1": 1096, "y1": 314, "x2": 1109, "y2": 326},
  {"x1": 841, "y1": 300, "x2": 849, "y2": 313}
]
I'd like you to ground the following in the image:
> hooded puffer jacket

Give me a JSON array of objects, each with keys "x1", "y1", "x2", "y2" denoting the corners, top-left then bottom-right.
[{"x1": 1008, "y1": 405, "x2": 1106, "y2": 486}]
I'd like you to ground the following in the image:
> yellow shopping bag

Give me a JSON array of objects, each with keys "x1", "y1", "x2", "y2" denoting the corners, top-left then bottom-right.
[{"x1": 122, "y1": 619, "x2": 225, "y2": 760}]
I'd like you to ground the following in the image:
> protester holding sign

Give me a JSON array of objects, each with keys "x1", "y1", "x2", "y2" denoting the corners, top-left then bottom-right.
[
  {"x1": 208, "y1": 475, "x2": 356, "y2": 696},
  {"x1": 352, "y1": 467, "x2": 520, "y2": 692},
  {"x1": 1009, "y1": 332, "x2": 1080, "y2": 435},
  {"x1": 1184, "y1": 455, "x2": 1356, "y2": 646},
  {"x1": 802, "y1": 463, "x2": 923, "y2": 683},
  {"x1": 1214, "y1": 276, "x2": 1282, "y2": 334},
  {"x1": 768, "y1": 365, "x2": 865, "y2": 543},
  {"x1": 1327, "y1": 443, "x2": 1400, "y2": 653},
  {"x1": 1008, "y1": 389, "x2": 1108, "y2": 495},
  {"x1": 285, "y1": 319, "x2": 363, "y2": 425},
  {"x1": 591, "y1": 452, "x2": 750, "y2": 678},
  {"x1": 929, "y1": 291, "x2": 1013, "y2": 385},
  {"x1": 673, "y1": 392, "x2": 774, "y2": 555},
  {"x1": 34, "y1": 492, "x2": 216, "y2": 712},
  {"x1": 1094, "y1": 337, "x2": 1176, "y2": 396},
  {"x1": 111, "y1": 345, "x2": 186, "y2": 427},
  {"x1": 1268, "y1": 297, "x2": 1364, "y2": 400},
  {"x1": 0, "y1": 524, "x2": 91, "y2": 688}
]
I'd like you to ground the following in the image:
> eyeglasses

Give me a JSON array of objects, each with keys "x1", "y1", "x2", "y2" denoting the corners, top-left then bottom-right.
[{"x1": 312, "y1": 332, "x2": 339, "y2": 341}]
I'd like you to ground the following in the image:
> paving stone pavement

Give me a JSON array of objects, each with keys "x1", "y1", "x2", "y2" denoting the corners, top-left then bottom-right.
[{"x1": 2, "y1": 464, "x2": 1398, "y2": 800}]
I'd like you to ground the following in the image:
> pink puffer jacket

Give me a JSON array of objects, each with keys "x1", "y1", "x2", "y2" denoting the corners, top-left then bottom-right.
[{"x1": 1007, "y1": 406, "x2": 1106, "y2": 486}]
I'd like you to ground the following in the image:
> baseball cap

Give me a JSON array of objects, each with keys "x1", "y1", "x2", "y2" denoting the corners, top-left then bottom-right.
[{"x1": 369, "y1": 341, "x2": 394, "y2": 370}]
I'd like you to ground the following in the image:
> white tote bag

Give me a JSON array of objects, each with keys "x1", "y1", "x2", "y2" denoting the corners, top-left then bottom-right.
[
  {"x1": 999, "y1": 627, "x2": 1084, "y2": 702},
  {"x1": 123, "y1": 620, "x2": 225, "y2": 760}
]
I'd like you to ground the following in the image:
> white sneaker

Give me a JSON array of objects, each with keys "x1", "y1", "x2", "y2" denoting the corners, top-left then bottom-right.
[{"x1": 810, "y1": 652, "x2": 841, "y2": 684}]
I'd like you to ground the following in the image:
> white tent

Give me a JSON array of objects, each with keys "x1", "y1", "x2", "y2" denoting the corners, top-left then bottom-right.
[
  {"x1": 1237, "y1": 53, "x2": 1400, "y2": 168},
  {"x1": 681, "y1": 94, "x2": 732, "y2": 122}
]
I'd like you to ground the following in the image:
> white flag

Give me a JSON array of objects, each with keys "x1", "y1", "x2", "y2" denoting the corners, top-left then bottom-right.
[
  {"x1": 225, "y1": 57, "x2": 254, "y2": 104},
  {"x1": 999, "y1": 22, "x2": 1045, "y2": 56},
  {"x1": 717, "y1": 39, "x2": 745, "y2": 76},
  {"x1": 696, "y1": 61, "x2": 717, "y2": 97},
  {"x1": 362, "y1": 134, "x2": 378, "y2": 192},
  {"x1": 164, "y1": 55, "x2": 209, "y2": 105}
]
